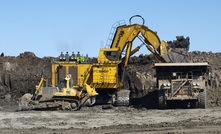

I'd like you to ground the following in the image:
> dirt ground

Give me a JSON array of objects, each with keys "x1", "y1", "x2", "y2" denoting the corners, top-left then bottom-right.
[
  {"x1": 0, "y1": 45, "x2": 221, "y2": 133},
  {"x1": 1, "y1": 104, "x2": 221, "y2": 134}
]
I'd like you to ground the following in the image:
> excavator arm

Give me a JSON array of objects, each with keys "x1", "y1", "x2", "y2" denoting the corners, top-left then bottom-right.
[
  {"x1": 98, "y1": 15, "x2": 186, "y2": 67},
  {"x1": 109, "y1": 23, "x2": 172, "y2": 65}
]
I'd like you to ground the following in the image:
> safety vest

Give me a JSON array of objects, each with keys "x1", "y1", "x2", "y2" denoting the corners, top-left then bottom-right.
[
  {"x1": 81, "y1": 56, "x2": 85, "y2": 62},
  {"x1": 76, "y1": 57, "x2": 80, "y2": 63}
]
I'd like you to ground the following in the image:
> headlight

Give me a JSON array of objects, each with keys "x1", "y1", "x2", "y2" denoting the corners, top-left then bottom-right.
[
  {"x1": 162, "y1": 83, "x2": 170, "y2": 87},
  {"x1": 193, "y1": 82, "x2": 200, "y2": 86},
  {"x1": 167, "y1": 83, "x2": 171, "y2": 87}
]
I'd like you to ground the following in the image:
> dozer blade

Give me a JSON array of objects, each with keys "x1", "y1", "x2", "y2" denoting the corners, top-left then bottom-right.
[{"x1": 17, "y1": 93, "x2": 33, "y2": 111}]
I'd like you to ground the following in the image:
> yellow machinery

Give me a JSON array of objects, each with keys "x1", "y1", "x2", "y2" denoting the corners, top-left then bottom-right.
[
  {"x1": 48, "y1": 15, "x2": 186, "y2": 107},
  {"x1": 18, "y1": 15, "x2": 187, "y2": 110},
  {"x1": 18, "y1": 74, "x2": 98, "y2": 111}
]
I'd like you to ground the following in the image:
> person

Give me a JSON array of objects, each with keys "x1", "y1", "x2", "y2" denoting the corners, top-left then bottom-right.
[
  {"x1": 77, "y1": 51, "x2": 81, "y2": 63},
  {"x1": 59, "y1": 52, "x2": 64, "y2": 61},
  {"x1": 77, "y1": 51, "x2": 80, "y2": 57},
  {"x1": 70, "y1": 52, "x2": 75, "y2": 61},
  {"x1": 85, "y1": 54, "x2": 88, "y2": 63},
  {"x1": 65, "y1": 52, "x2": 69, "y2": 61},
  {"x1": 80, "y1": 55, "x2": 85, "y2": 63}
]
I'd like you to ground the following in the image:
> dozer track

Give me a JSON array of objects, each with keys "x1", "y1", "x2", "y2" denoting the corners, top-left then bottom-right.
[{"x1": 18, "y1": 93, "x2": 81, "y2": 111}]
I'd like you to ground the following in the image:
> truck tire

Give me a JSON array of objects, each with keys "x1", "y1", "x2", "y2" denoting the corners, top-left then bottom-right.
[
  {"x1": 158, "y1": 90, "x2": 167, "y2": 109},
  {"x1": 198, "y1": 89, "x2": 207, "y2": 109}
]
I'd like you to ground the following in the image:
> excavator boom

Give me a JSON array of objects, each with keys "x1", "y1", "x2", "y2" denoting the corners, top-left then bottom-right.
[{"x1": 98, "y1": 15, "x2": 188, "y2": 67}]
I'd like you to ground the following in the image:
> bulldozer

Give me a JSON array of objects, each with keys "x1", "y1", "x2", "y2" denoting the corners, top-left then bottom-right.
[
  {"x1": 18, "y1": 15, "x2": 191, "y2": 111},
  {"x1": 18, "y1": 74, "x2": 98, "y2": 111}
]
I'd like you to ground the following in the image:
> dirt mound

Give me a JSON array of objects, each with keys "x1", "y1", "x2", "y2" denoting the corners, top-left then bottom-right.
[
  {"x1": 184, "y1": 51, "x2": 221, "y2": 107},
  {"x1": 0, "y1": 52, "x2": 52, "y2": 99},
  {"x1": 0, "y1": 51, "x2": 221, "y2": 109}
]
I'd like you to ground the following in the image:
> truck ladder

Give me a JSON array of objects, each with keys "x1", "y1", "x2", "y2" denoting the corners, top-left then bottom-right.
[{"x1": 172, "y1": 79, "x2": 188, "y2": 96}]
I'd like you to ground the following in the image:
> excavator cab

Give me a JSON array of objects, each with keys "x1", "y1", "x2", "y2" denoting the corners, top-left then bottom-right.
[{"x1": 104, "y1": 50, "x2": 120, "y2": 61}]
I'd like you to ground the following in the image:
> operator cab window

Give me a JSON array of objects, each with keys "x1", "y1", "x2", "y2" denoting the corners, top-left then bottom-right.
[{"x1": 104, "y1": 51, "x2": 120, "y2": 61}]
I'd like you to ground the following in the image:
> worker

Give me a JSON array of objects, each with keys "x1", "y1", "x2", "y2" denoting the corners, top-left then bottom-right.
[
  {"x1": 65, "y1": 52, "x2": 69, "y2": 61},
  {"x1": 59, "y1": 52, "x2": 65, "y2": 61},
  {"x1": 85, "y1": 54, "x2": 88, "y2": 63},
  {"x1": 76, "y1": 51, "x2": 81, "y2": 63},
  {"x1": 77, "y1": 51, "x2": 80, "y2": 57},
  {"x1": 80, "y1": 55, "x2": 85, "y2": 63},
  {"x1": 70, "y1": 52, "x2": 75, "y2": 61}
]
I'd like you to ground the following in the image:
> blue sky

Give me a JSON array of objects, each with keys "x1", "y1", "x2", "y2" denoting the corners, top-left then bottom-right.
[{"x1": 0, "y1": 0, "x2": 221, "y2": 58}]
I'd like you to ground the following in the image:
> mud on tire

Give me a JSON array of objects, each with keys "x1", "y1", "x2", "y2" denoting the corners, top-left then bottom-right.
[
  {"x1": 115, "y1": 89, "x2": 130, "y2": 106},
  {"x1": 158, "y1": 90, "x2": 167, "y2": 109},
  {"x1": 198, "y1": 89, "x2": 207, "y2": 109}
]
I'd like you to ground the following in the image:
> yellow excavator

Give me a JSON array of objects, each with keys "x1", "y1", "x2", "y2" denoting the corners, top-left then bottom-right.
[{"x1": 18, "y1": 15, "x2": 187, "y2": 110}]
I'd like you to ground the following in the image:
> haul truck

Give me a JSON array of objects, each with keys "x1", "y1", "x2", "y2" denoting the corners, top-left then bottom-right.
[{"x1": 154, "y1": 62, "x2": 209, "y2": 109}]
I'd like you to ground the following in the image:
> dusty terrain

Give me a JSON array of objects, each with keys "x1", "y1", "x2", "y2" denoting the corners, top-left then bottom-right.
[
  {"x1": 0, "y1": 48, "x2": 221, "y2": 133},
  {"x1": 1, "y1": 106, "x2": 221, "y2": 134}
]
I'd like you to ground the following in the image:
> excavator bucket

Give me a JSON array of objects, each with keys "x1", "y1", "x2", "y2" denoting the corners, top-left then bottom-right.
[{"x1": 166, "y1": 36, "x2": 190, "y2": 63}]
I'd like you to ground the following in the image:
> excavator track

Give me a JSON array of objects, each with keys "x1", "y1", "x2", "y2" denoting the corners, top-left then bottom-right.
[{"x1": 114, "y1": 89, "x2": 130, "y2": 106}]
